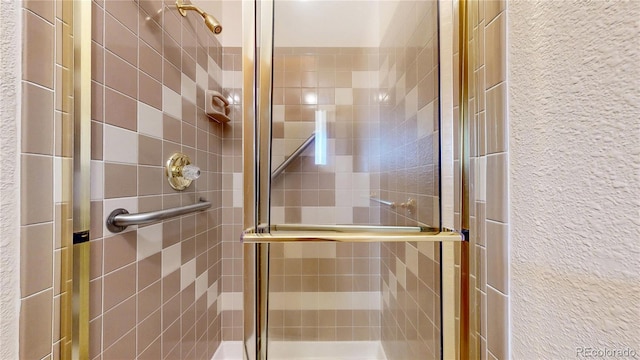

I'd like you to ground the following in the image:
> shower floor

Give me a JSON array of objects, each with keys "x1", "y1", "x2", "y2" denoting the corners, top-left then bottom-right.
[{"x1": 212, "y1": 341, "x2": 387, "y2": 360}]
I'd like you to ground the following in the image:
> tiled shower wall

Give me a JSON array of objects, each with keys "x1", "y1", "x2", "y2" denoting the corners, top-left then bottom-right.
[
  {"x1": 218, "y1": 46, "x2": 384, "y2": 342},
  {"x1": 377, "y1": 1, "x2": 442, "y2": 359},
  {"x1": 269, "y1": 46, "x2": 383, "y2": 342},
  {"x1": 17, "y1": 1, "x2": 510, "y2": 359},
  {"x1": 88, "y1": 1, "x2": 225, "y2": 359},
  {"x1": 219, "y1": 47, "x2": 244, "y2": 340},
  {"x1": 219, "y1": 2, "x2": 444, "y2": 348},
  {"x1": 464, "y1": 0, "x2": 510, "y2": 358},
  {"x1": 216, "y1": 0, "x2": 510, "y2": 356},
  {"x1": 270, "y1": 47, "x2": 381, "y2": 226},
  {"x1": 19, "y1": 1, "x2": 72, "y2": 359}
]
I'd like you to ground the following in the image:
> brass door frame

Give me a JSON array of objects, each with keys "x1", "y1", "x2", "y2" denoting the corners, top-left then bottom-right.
[
  {"x1": 242, "y1": 1, "x2": 470, "y2": 359},
  {"x1": 457, "y1": 0, "x2": 473, "y2": 357},
  {"x1": 242, "y1": 0, "x2": 272, "y2": 359},
  {"x1": 71, "y1": 0, "x2": 92, "y2": 358}
]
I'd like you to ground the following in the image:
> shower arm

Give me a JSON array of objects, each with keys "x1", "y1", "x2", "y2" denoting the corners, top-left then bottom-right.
[
  {"x1": 175, "y1": 0, "x2": 223, "y2": 34},
  {"x1": 176, "y1": 3, "x2": 206, "y2": 17}
]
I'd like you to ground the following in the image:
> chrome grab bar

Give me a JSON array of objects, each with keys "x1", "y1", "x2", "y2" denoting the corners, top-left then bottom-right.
[
  {"x1": 241, "y1": 223, "x2": 462, "y2": 243},
  {"x1": 370, "y1": 195, "x2": 416, "y2": 214},
  {"x1": 271, "y1": 133, "x2": 315, "y2": 180},
  {"x1": 370, "y1": 196, "x2": 396, "y2": 208},
  {"x1": 106, "y1": 198, "x2": 211, "y2": 233}
]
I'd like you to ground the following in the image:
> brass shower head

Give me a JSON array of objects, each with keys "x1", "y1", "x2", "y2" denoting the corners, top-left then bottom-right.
[
  {"x1": 175, "y1": 0, "x2": 222, "y2": 34},
  {"x1": 203, "y1": 13, "x2": 222, "y2": 34}
]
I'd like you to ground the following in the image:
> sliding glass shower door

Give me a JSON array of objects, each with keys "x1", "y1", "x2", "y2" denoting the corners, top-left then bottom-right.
[{"x1": 242, "y1": 1, "x2": 463, "y2": 359}]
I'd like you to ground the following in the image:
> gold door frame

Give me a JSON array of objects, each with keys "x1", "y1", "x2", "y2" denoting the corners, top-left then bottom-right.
[
  {"x1": 458, "y1": 0, "x2": 480, "y2": 357},
  {"x1": 241, "y1": 1, "x2": 470, "y2": 359},
  {"x1": 457, "y1": 0, "x2": 470, "y2": 355},
  {"x1": 242, "y1": 0, "x2": 272, "y2": 359},
  {"x1": 70, "y1": 0, "x2": 92, "y2": 359}
]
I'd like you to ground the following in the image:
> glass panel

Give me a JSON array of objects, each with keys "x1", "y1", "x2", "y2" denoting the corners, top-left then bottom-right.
[
  {"x1": 269, "y1": 1, "x2": 440, "y2": 230},
  {"x1": 265, "y1": 1, "x2": 443, "y2": 359}
]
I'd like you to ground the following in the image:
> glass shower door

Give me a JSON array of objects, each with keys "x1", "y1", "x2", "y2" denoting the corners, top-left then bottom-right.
[{"x1": 242, "y1": 1, "x2": 463, "y2": 359}]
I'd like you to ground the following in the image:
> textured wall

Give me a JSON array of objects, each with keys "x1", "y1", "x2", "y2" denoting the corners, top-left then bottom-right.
[
  {"x1": 509, "y1": 0, "x2": 640, "y2": 357},
  {"x1": 0, "y1": 0, "x2": 21, "y2": 359}
]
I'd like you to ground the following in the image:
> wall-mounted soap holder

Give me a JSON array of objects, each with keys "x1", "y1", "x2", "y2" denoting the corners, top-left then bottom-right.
[
  {"x1": 400, "y1": 198, "x2": 416, "y2": 214},
  {"x1": 206, "y1": 90, "x2": 231, "y2": 124},
  {"x1": 166, "y1": 153, "x2": 201, "y2": 190}
]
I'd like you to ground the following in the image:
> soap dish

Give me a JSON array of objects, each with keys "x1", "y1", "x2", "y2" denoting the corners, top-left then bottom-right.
[{"x1": 205, "y1": 90, "x2": 231, "y2": 124}]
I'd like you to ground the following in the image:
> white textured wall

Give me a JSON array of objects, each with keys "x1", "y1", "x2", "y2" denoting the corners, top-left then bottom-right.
[
  {"x1": 0, "y1": 0, "x2": 21, "y2": 358},
  {"x1": 509, "y1": 0, "x2": 640, "y2": 357}
]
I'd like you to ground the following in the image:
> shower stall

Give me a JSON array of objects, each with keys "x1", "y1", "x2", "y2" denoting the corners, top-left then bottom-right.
[
  {"x1": 240, "y1": 1, "x2": 467, "y2": 359},
  {"x1": 45, "y1": 0, "x2": 471, "y2": 359}
]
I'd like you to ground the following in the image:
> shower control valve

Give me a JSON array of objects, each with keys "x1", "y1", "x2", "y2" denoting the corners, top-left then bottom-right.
[{"x1": 166, "y1": 153, "x2": 201, "y2": 191}]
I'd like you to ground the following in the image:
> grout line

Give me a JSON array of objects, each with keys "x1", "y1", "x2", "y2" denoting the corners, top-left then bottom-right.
[
  {"x1": 486, "y1": 284, "x2": 508, "y2": 297},
  {"x1": 22, "y1": 7, "x2": 55, "y2": 26}
]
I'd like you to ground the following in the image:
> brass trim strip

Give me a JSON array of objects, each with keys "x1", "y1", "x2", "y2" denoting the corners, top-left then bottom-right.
[
  {"x1": 459, "y1": 0, "x2": 470, "y2": 233},
  {"x1": 242, "y1": 232, "x2": 462, "y2": 243},
  {"x1": 242, "y1": 0, "x2": 257, "y2": 230},
  {"x1": 72, "y1": 1, "x2": 91, "y2": 234},
  {"x1": 257, "y1": 0, "x2": 274, "y2": 227},
  {"x1": 441, "y1": 241, "x2": 459, "y2": 359},
  {"x1": 242, "y1": 243, "x2": 270, "y2": 360},
  {"x1": 460, "y1": 236, "x2": 470, "y2": 358},
  {"x1": 256, "y1": 243, "x2": 269, "y2": 360},
  {"x1": 72, "y1": 0, "x2": 91, "y2": 358},
  {"x1": 457, "y1": 0, "x2": 471, "y2": 357},
  {"x1": 255, "y1": 1, "x2": 275, "y2": 357},
  {"x1": 268, "y1": 224, "x2": 433, "y2": 233},
  {"x1": 242, "y1": 0, "x2": 259, "y2": 359},
  {"x1": 241, "y1": 227, "x2": 462, "y2": 244},
  {"x1": 72, "y1": 242, "x2": 90, "y2": 360},
  {"x1": 243, "y1": 243, "x2": 257, "y2": 360}
]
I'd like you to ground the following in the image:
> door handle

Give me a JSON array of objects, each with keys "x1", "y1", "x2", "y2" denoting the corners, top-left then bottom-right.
[{"x1": 241, "y1": 224, "x2": 462, "y2": 243}]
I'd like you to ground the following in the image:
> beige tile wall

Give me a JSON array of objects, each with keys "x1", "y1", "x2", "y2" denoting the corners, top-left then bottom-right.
[
  {"x1": 271, "y1": 47, "x2": 381, "y2": 226},
  {"x1": 461, "y1": 0, "x2": 510, "y2": 358},
  {"x1": 218, "y1": 2, "x2": 510, "y2": 356},
  {"x1": 89, "y1": 0, "x2": 225, "y2": 359},
  {"x1": 222, "y1": 3, "x2": 442, "y2": 348},
  {"x1": 377, "y1": 1, "x2": 442, "y2": 359},
  {"x1": 19, "y1": 1, "x2": 73, "y2": 359},
  {"x1": 267, "y1": 242, "x2": 382, "y2": 341},
  {"x1": 219, "y1": 46, "x2": 385, "y2": 342},
  {"x1": 219, "y1": 46, "x2": 244, "y2": 340},
  {"x1": 267, "y1": 46, "x2": 384, "y2": 342}
]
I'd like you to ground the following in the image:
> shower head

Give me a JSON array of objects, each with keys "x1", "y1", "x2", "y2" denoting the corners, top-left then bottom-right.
[
  {"x1": 175, "y1": 0, "x2": 222, "y2": 34},
  {"x1": 203, "y1": 13, "x2": 222, "y2": 34}
]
